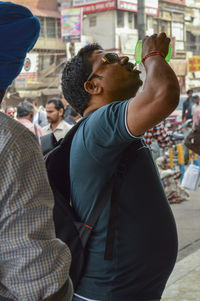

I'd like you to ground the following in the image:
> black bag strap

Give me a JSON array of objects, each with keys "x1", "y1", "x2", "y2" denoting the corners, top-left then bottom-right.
[
  {"x1": 104, "y1": 180, "x2": 118, "y2": 260},
  {"x1": 85, "y1": 176, "x2": 115, "y2": 229}
]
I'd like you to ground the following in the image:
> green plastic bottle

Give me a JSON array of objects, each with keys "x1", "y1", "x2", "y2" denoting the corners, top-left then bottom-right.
[{"x1": 134, "y1": 40, "x2": 172, "y2": 64}]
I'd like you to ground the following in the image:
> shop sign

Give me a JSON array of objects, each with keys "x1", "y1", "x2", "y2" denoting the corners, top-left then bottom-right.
[
  {"x1": 16, "y1": 53, "x2": 38, "y2": 88},
  {"x1": 117, "y1": 0, "x2": 137, "y2": 12},
  {"x1": 61, "y1": 8, "x2": 82, "y2": 42},
  {"x1": 145, "y1": 0, "x2": 158, "y2": 16},
  {"x1": 73, "y1": 0, "x2": 116, "y2": 13},
  {"x1": 74, "y1": 0, "x2": 158, "y2": 15}
]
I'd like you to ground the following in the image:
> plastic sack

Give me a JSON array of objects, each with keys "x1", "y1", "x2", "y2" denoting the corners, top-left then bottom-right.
[{"x1": 181, "y1": 164, "x2": 200, "y2": 191}]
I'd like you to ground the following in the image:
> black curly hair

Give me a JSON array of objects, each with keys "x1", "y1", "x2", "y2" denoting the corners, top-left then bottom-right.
[{"x1": 62, "y1": 43, "x2": 103, "y2": 116}]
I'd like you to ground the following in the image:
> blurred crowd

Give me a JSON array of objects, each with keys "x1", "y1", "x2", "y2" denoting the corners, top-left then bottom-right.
[{"x1": 1, "y1": 95, "x2": 81, "y2": 153}]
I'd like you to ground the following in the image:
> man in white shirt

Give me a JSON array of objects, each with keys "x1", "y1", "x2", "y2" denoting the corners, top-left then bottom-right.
[{"x1": 43, "y1": 98, "x2": 72, "y2": 142}]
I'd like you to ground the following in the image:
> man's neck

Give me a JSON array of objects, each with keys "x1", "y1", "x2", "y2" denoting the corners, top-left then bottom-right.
[
  {"x1": 50, "y1": 119, "x2": 62, "y2": 131},
  {"x1": 83, "y1": 96, "x2": 114, "y2": 116}
]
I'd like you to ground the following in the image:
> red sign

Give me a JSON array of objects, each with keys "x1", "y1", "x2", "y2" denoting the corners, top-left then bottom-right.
[
  {"x1": 74, "y1": 0, "x2": 116, "y2": 13},
  {"x1": 118, "y1": 0, "x2": 137, "y2": 11},
  {"x1": 162, "y1": 0, "x2": 185, "y2": 5}
]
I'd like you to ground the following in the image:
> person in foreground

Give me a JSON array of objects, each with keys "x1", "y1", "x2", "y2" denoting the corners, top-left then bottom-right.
[
  {"x1": 0, "y1": 2, "x2": 72, "y2": 300},
  {"x1": 62, "y1": 33, "x2": 180, "y2": 301}
]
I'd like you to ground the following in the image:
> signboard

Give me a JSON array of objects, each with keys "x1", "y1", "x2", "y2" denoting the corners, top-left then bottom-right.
[
  {"x1": 117, "y1": 0, "x2": 158, "y2": 16},
  {"x1": 118, "y1": 0, "x2": 137, "y2": 12},
  {"x1": 74, "y1": 0, "x2": 158, "y2": 15},
  {"x1": 145, "y1": 0, "x2": 158, "y2": 16},
  {"x1": 61, "y1": 8, "x2": 82, "y2": 42},
  {"x1": 16, "y1": 53, "x2": 38, "y2": 88},
  {"x1": 188, "y1": 57, "x2": 200, "y2": 72},
  {"x1": 73, "y1": 0, "x2": 116, "y2": 13}
]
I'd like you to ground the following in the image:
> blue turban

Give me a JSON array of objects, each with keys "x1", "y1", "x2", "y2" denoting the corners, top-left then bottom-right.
[{"x1": 0, "y1": 1, "x2": 40, "y2": 90}]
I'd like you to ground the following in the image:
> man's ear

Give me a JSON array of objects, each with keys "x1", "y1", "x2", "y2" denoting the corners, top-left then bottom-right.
[
  {"x1": 84, "y1": 80, "x2": 103, "y2": 95},
  {"x1": 59, "y1": 108, "x2": 64, "y2": 117}
]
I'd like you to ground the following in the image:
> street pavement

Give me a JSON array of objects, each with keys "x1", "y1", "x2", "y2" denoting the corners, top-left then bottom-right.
[{"x1": 162, "y1": 187, "x2": 200, "y2": 300}]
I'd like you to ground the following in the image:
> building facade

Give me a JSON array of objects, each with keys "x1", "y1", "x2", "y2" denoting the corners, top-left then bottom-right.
[
  {"x1": 66, "y1": 0, "x2": 200, "y2": 93},
  {"x1": 2, "y1": 0, "x2": 65, "y2": 107},
  {"x1": 3, "y1": 0, "x2": 200, "y2": 108}
]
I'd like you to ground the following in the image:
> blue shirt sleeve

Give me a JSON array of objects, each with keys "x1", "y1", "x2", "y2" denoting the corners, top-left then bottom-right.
[{"x1": 82, "y1": 101, "x2": 140, "y2": 165}]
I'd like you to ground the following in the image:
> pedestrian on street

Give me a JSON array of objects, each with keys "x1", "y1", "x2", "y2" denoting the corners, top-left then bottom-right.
[
  {"x1": 61, "y1": 33, "x2": 180, "y2": 301},
  {"x1": 182, "y1": 89, "x2": 194, "y2": 121},
  {"x1": 0, "y1": 2, "x2": 72, "y2": 300},
  {"x1": 43, "y1": 98, "x2": 72, "y2": 142},
  {"x1": 17, "y1": 101, "x2": 44, "y2": 145}
]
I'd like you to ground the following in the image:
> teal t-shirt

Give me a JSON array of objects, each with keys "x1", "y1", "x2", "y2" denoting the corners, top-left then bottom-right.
[{"x1": 70, "y1": 101, "x2": 178, "y2": 301}]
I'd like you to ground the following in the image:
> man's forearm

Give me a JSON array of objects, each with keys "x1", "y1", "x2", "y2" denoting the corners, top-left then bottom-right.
[{"x1": 144, "y1": 56, "x2": 179, "y2": 109}]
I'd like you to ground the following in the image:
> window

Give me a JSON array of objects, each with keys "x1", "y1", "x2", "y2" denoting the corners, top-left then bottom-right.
[
  {"x1": 128, "y1": 12, "x2": 136, "y2": 29},
  {"x1": 117, "y1": 11, "x2": 124, "y2": 28},
  {"x1": 172, "y1": 22, "x2": 184, "y2": 41},
  {"x1": 38, "y1": 17, "x2": 45, "y2": 37},
  {"x1": 46, "y1": 17, "x2": 56, "y2": 38},
  {"x1": 89, "y1": 15, "x2": 96, "y2": 27}
]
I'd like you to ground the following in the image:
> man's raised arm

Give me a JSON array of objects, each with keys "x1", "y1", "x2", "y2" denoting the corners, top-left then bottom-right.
[{"x1": 127, "y1": 33, "x2": 180, "y2": 136}]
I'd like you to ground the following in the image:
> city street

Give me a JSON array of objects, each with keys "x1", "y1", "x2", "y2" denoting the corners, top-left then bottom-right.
[
  {"x1": 162, "y1": 187, "x2": 200, "y2": 300},
  {"x1": 171, "y1": 188, "x2": 200, "y2": 261}
]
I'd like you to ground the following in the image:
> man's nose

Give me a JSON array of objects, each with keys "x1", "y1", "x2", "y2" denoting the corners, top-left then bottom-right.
[{"x1": 119, "y1": 56, "x2": 129, "y2": 65}]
